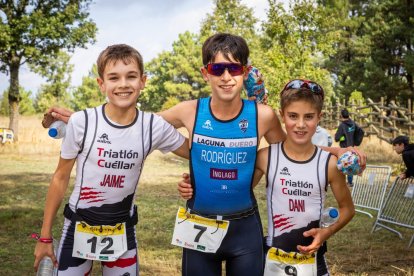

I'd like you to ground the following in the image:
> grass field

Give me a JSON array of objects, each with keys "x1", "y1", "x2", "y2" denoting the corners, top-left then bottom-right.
[{"x1": 0, "y1": 116, "x2": 413, "y2": 276}]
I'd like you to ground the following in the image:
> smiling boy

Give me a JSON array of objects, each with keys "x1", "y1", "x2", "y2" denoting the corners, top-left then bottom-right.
[{"x1": 34, "y1": 44, "x2": 188, "y2": 275}]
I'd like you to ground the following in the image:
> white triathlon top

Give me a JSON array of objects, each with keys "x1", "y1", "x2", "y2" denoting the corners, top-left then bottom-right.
[
  {"x1": 266, "y1": 142, "x2": 331, "y2": 252},
  {"x1": 61, "y1": 104, "x2": 185, "y2": 222}
]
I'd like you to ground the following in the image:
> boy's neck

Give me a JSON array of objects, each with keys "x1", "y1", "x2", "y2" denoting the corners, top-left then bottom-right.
[
  {"x1": 104, "y1": 103, "x2": 137, "y2": 125},
  {"x1": 283, "y1": 140, "x2": 316, "y2": 162},
  {"x1": 210, "y1": 96, "x2": 243, "y2": 120}
]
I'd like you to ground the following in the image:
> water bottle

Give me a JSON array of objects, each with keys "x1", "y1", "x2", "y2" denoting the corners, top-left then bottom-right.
[
  {"x1": 320, "y1": 207, "x2": 339, "y2": 228},
  {"x1": 48, "y1": 121, "x2": 66, "y2": 139},
  {"x1": 37, "y1": 239, "x2": 59, "y2": 276}
]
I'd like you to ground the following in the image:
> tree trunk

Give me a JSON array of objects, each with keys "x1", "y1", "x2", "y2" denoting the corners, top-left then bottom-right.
[{"x1": 8, "y1": 58, "x2": 20, "y2": 142}]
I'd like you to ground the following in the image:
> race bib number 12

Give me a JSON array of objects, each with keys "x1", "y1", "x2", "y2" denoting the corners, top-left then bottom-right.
[
  {"x1": 171, "y1": 207, "x2": 229, "y2": 253},
  {"x1": 264, "y1": 247, "x2": 317, "y2": 276},
  {"x1": 72, "y1": 222, "x2": 127, "y2": 261}
]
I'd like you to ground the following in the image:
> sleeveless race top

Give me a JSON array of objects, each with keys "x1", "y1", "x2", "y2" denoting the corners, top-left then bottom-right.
[
  {"x1": 266, "y1": 142, "x2": 331, "y2": 252},
  {"x1": 61, "y1": 104, "x2": 184, "y2": 224},
  {"x1": 189, "y1": 97, "x2": 258, "y2": 215}
]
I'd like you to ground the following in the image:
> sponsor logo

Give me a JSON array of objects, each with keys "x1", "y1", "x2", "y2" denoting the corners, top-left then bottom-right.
[
  {"x1": 239, "y1": 119, "x2": 248, "y2": 132},
  {"x1": 202, "y1": 120, "x2": 213, "y2": 130},
  {"x1": 97, "y1": 133, "x2": 111, "y2": 144},
  {"x1": 99, "y1": 256, "x2": 109, "y2": 261},
  {"x1": 184, "y1": 242, "x2": 195, "y2": 249},
  {"x1": 210, "y1": 168, "x2": 238, "y2": 180},
  {"x1": 197, "y1": 245, "x2": 206, "y2": 251},
  {"x1": 175, "y1": 239, "x2": 182, "y2": 245},
  {"x1": 76, "y1": 250, "x2": 83, "y2": 257},
  {"x1": 280, "y1": 167, "x2": 291, "y2": 176}
]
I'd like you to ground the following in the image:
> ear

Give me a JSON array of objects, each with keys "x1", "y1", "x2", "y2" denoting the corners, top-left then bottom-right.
[
  {"x1": 97, "y1": 77, "x2": 105, "y2": 94},
  {"x1": 139, "y1": 74, "x2": 147, "y2": 90},
  {"x1": 318, "y1": 112, "x2": 323, "y2": 123},
  {"x1": 200, "y1": 67, "x2": 209, "y2": 81}
]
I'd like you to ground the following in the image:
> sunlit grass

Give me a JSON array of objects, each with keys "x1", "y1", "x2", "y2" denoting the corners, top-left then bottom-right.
[{"x1": 0, "y1": 116, "x2": 412, "y2": 275}]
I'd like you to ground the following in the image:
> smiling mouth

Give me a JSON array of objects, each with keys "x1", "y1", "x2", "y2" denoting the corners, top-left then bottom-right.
[{"x1": 115, "y1": 92, "x2": 132, "y2": 96}]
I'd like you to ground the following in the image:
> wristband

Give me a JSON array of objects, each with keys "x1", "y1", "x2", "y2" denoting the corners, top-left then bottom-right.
[{"x1": 31, "y1": 233, "x2": 53, "y2": 243}]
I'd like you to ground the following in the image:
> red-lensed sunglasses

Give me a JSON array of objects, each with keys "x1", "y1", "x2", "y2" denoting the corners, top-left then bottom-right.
[
  {"x1": 281, "y1": 79, "x2": 324, "y2": 99},
  {"x1": 205, "y1": 63, "x2": 245, "y2": 77}
]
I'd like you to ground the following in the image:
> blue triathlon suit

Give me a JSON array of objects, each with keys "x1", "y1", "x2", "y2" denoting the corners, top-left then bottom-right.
[{"x1": 183, "y1": 97, "x2": 264, "y2": 276}]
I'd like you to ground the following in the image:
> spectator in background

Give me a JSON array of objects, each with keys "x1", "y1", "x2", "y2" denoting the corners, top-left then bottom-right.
[
  {"x1": 335, "y1": 109, "x2": 357, "y2": 186},
  {"x1": 312, "y1": 125, "x2": 333, "y2": 147},
  {"x1": 392, "y1": 135, "x2": 414, "y2": 179}
]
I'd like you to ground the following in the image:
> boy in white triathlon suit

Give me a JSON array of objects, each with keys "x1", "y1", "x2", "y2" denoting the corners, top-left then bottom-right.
[
  {"x1": 33, "y1": 44, "x2": 189, "y2": 275},
  {"x1": 255, "y1": 79, "x2": 355, "y2": 276}
]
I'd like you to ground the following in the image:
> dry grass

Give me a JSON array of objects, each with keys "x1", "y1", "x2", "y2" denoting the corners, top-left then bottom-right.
[
  {"x1": 0, "y1": 116, "x2": 413, "y2": 276},
  {"x1": 0, "y1": 115, "x2": 62, "y2": 155}
]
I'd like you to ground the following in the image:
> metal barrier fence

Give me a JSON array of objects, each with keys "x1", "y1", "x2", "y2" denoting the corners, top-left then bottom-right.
[
  {"x1": 351, "y1": 165, "x2": 391, "y2": 218},
  {"x1": 371, "y1": 177, "x2": 414, "y2": 248}
]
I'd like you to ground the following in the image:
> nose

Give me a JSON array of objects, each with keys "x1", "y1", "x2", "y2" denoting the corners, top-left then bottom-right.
[
  {"x1": 119, "y1": 77, "x2": 128, "y2": 87},
  {"x1": 221, "y1": 69, "x2": 232, "y2": 81},
  {"x1": 297, "y1": 118, "x2": 306, "y2": 128}
]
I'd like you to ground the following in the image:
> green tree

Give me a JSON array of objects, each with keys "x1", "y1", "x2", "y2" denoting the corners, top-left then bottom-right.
[
  {"x1": 0, "y1": 87, "x2": 35, "y2": 115},
  {"x1": 259, "y1": 0, "x2": 336, "y2": 108},
  {"x1": 141, "y1": 32, "x2": 205, "y2": 111},
  {"x1": 0, "y1": 0, "x2": 96, "y2": 140},
  {"x1": 71, "y1": 64, "x2": 104, "y2": 111},
  {"x1": 362, "y1": 0, "x2": 414, "y2": 102},
  {"x1": 33, "y1": 51, "x2": 73, "y2": 112},
  {"x1": 142, "y1": 0, "x2": 260, "y2": 111},
  {"x1": 200, "y1": 0, "x2": 258, "y2": 44}
]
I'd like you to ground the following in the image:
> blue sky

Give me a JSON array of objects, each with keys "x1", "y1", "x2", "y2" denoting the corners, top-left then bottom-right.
[{"x1": 0, "y1": 0, "x2": 276, "y2": 95}]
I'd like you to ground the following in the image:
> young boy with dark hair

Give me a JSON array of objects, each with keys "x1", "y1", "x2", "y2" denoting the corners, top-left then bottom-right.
[
  {"x1": 255, "y1": 79, "x2": 355, "y2": 275},
  {"x1": 392, "y1": 135, "x2": 414, "y2": 179},
  {"x1": 34, "y1": 44, "x2": 189, "y2": 275}
]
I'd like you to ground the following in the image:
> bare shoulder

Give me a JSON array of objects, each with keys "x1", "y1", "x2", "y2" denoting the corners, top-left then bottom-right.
[
  {"x1": 257, "y1": 104, "x2": 277, "y2": 119},
  {"x1": 158, "y1": 100, "x2": 197, "y2": 128}
]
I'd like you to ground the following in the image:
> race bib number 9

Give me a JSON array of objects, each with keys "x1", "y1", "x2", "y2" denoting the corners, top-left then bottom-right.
[
  {"x1": 171, "y1": 207, "x2": 230, "y2": 253},
  {"x1": 73, "y1": 222, "x2": 127, "y2": 261},
  {"x1": 264, "y1": 247, "x2": 317, "y2": 276}
]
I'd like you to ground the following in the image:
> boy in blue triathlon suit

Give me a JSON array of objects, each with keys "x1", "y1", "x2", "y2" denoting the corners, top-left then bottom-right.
[
  {"x1": 34, "y1": 44, "x2": 189, "y2": 275},
  {"x1": 254, "y1": 80, "x2": 355, "y2": 275}
]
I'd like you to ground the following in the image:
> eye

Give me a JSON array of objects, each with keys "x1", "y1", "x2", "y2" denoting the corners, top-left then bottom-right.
[
  {"x1": 288, "y1": 114, "x2": 297, "y2": 119},
  {"x1": 128, "y1": 75, "x2": 138, "y2": 79},
  {"x1": 108, "y1": 76, "x2": 118, "y2": 81},
  {"x1": 305, "y1": 114, "x2": 314, "y2": 120}
]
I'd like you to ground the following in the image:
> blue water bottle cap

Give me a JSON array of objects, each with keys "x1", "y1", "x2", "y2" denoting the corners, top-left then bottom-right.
[
  {"x1": 329, "y1": 208, "x2": 339, "y2": 218},
  {"x1": 48, "y1": 128, "x2": 58, "y2": 138}
]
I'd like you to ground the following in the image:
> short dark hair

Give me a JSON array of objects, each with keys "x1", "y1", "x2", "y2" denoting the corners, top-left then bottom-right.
[
  {"x1": 392, "y1": 135, "x2": 409, "y2": 146},
  {"x1": 280, "y1": 87, "x2": 324, "y2": 113},
  {"x1": 341, "y1": 109, "x2": 349, "y2": 118},
  {"x1": 97, "y1": 44, "x2": 144, "y2": 79},
  {"x1": 202, "y1": 33, "x2": 249, "y2": 66}
]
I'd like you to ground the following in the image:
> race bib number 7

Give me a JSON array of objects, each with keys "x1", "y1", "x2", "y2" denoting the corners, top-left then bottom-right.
[
  {"x1": 264, "y1": 247, "x2": 317, "y2": 276},
  {"x1": 73, "y1": 222, "x2": 127, "y2": 261},
  {"x1": 171, "y1": 207, "x2": 230, "y2": 253}
]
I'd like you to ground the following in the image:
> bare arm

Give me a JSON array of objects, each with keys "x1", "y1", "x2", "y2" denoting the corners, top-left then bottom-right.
[
  {"x1": 297, "y1": 155, "x2": 355, "y2": 254},
  {"x1": 158, "y1": 100, "x2": 197, "y2": 129},
  {"x1": 172, "y1": 138, "x2": 190, "y2": 160},
  {"x1": 253, "y1": 147, "x2": 269, "y2": 187},
  {"x1": 258, "y1": 105, "x2": 286, "y2": 144},
  {"x1": 33, "y1": 157, "x2": 76, "y2": 271}
]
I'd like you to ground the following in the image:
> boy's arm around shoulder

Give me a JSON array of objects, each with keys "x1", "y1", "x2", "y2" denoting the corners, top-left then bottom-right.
[
  {"x1": 253, "y1": 147, "x2": 270, "y2": 188},
  {"x1": 257, "y1": 104, "x2": 286, "y2": 144},
  {"x1": 34, "y1": 157, "x2": 76, "y2": 271},
  {"x1": 157, "y1": 100, "x2": 197, "y2": 129}
]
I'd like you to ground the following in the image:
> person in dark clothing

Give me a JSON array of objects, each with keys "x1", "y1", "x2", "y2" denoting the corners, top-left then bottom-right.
[
  {"x1": 392, "y1": 135, "x2": 414, "y2": 179},
  {"x1": 335, "y1": 109, "x2": 357, "y2": 186}
]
